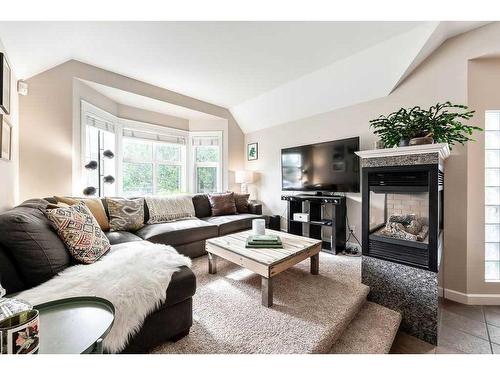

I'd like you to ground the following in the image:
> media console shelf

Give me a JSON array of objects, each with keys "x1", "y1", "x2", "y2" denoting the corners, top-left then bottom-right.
[{"x1": 281, "y1": 194, "x2": 346, "y2": 254}]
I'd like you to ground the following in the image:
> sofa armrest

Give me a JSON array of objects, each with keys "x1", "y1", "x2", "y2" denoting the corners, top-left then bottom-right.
[
  {"x1": 165, "y1": 266, "x2": 196, "y2": 306},
  {"x1": 248, "y1": 202, "x2": 262, "y2": 215}
]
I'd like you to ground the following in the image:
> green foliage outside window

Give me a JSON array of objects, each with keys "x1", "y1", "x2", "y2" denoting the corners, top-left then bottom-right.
[
  {"x1": 157, "y1": 144, "x2": 181, "y2": 162},
  {"x1": 197, "y1": 167, "x2": 217, "y2": 193},
  {"x1": 122, "y1": 162, "x2": 153, "y2": 195},
  {"x1": 123, "y1": 139, "x2": 152, "y2": 161},
  {"x1": 121, "y1": 140, "x2": 219, "y2": 195},
  {"x1": 196, "y1": 146, "x2": 219, "y2": 162},
  {"x1": 157, "y1": 165, "x2": 182, "y2": 194}
]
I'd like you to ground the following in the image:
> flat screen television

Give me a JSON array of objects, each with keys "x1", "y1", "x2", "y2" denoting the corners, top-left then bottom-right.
[{"x1": 281, "y1": 136, "x2": 360, "y2": 193}]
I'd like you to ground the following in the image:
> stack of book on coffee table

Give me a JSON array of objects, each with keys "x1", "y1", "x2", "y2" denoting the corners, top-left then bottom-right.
[{"x1": 245, "y1": 234, "x2": 283, "y2": 249}]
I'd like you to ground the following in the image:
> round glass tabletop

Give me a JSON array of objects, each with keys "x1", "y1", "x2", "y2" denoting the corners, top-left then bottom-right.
[{"x1": 35, "y1": 296, "x2": 115, "y2": 354}]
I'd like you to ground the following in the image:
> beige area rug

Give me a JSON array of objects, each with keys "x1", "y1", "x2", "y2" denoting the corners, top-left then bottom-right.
[
  {"x1": 153, "y1": 253, "x2": 369, "y2": 354},
  {"x1": 330, "y1": 301, "x2": 402, "y2": 354}
]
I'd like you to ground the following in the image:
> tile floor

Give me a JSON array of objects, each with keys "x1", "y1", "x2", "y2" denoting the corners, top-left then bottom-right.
[{"x1": 390, "y1": 298, "x2": 500, "y2": 354}]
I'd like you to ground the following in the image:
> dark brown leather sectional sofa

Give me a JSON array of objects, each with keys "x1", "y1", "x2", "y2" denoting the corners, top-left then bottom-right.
[{"x1": 0, "y1": 194, "x2": 263, "y2": 353}]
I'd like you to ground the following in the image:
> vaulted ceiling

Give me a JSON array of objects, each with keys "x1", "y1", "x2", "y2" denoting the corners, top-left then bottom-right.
[{"x1": 0, "y1": 21, "x2": 489, "y2": 133}]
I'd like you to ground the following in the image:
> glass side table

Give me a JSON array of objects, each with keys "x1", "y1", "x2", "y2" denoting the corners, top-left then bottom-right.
[{"x1": 35, "y1": 296, "x2": 115, "y2": 354}]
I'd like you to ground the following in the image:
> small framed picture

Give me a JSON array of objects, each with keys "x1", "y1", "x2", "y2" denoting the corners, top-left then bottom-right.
[
  {"x1": 0, "y1": 53, "x2": 11, "y2": 115},
  {"x1": 1, "y1": 115, "x2": 12, "y2": 161},
  {"x1": 247, "y1": 142, "x2": 258, "y2": 161}
]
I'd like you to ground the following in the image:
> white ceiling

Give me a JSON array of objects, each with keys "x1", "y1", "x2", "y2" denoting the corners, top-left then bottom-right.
[
  {"x1": 0, "y1": 21, "x2": 489, "y2": 133},
  {"x1": 81, "y1": 80, "x2": 221, "y2": 120}
]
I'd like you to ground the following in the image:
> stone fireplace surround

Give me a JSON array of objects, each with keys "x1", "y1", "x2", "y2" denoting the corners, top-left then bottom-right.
[{"x1": 356, "y1": 143, "x2": 450, "y2": 345}]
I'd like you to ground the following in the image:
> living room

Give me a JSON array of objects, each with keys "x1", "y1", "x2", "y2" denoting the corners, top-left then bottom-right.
[{"x1": 1, "y1": 1, "x2": 500, "y2": 372}]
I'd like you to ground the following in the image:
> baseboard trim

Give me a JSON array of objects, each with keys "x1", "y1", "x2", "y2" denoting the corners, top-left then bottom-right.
[
  {"x1": 441, "y1": 287, "x2": 500, "y2": 305},
  {"x1": 437, "y1": 286, "x2": 444, "y2": 298}
]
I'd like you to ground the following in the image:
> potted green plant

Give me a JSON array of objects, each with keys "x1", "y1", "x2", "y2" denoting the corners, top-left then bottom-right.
[{"x1": 369, "y1": 102, "x2": 482, "y2": 149}]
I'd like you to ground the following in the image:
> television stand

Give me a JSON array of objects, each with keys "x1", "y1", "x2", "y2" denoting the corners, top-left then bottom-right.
[{"x1": 281, "y1": 194, "x2": 346, "y2": 254}]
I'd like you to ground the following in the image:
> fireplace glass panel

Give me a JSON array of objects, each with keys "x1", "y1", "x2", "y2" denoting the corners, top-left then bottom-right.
[{"x1": 369, "y1": 191, "x2": 430, "y2": 244}]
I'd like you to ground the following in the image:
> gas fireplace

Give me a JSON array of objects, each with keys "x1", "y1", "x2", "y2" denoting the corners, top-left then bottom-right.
[{"x1": 362, "y1": 165, "x2": 443, "y2": 272}]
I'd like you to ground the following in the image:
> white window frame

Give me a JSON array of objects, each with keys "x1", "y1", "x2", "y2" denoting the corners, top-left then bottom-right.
[
  {"x1": 190, "y1": 131, "x2": 223, "y2": 193},
  {"x1": 80, "y1": 101, "x2": 119, "y2": 197},
  {"x1": 121, "y1": 137, "x2": 187, "y2": 196},
  {"x1": 119, "y1": 118, "x2": 189, "y2": 196}
]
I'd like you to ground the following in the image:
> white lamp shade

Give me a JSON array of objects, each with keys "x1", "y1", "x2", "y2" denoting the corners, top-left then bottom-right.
[{"x1": 235, "y1": 170, "x2": 255, "y2": 184}]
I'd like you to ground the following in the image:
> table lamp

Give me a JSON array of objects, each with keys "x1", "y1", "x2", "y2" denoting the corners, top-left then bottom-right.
[{"x1": 235, "y1": 170, "x2": 255, "y2": 194}]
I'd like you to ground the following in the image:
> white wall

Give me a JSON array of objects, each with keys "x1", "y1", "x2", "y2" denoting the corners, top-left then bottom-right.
[
  {"x1": 117, "y1": 104, "x2": 190, "y2": 131},
  {"x1": 0, "y1": 38, "x2": 18, "y2": 212}
]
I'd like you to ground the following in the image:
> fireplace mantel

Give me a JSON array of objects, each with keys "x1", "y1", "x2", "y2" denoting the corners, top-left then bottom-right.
[
  {"x1": 355, "y1": 143, "x2": 450, "y2": 160},
  {"x1": 355, "y1": 143, "x2": 450, "y2": 169}
]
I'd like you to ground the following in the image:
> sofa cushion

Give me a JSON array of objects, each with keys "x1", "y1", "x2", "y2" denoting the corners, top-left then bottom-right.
[
  {"x1": 135, "y1": 219, "x2": 218, "y2": 246},
  {"x1": 165, "y1": 266, "x2": 196, "y2": 306},
  {"x1": 45, "y1": 202, "x2": 111, "y2": 264},
  {"x1": 106, "y1": 197, "x2": 145, "y2": 232},
  {"x1": 192, "y1": 194, "x2": 211, "y2": 218},
  {"x1": 202, "y1": 213, "x2": 265, "y2": 236},
  {"x1": 105, "y1": 231, "x2": 143, "y2": 245},
  {"x1": 208, "y1": 192, "x2": 237, "y2": 216},
  {"x1": 174, "y1": 241, "x2": 207, "y2": 259},
  {"x1": 0, "y1": 199, "x2": 71, "y2": 288}
]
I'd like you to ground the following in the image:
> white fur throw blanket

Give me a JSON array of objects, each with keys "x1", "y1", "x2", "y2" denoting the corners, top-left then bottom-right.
[
  {"x1": 17, "y1": 241, "x2": 191, "y2": 353},
  {"x1": 145, "y1": 195, "x2": 196, "y2": 224}
]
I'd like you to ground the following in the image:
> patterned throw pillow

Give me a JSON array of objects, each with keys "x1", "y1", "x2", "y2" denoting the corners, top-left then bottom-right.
[
  {"x1": 208, "y1": 192, "x2": 237, "y2": 216},
  {"x1": 106, "y1": 197, "x2": 145, "y2": 232},
  {"x1": 54, "y1": 196, "x2": 110, "y2": 231},
  {"x1": 231, "y1": 192, "x2": 250, "y2": 213},
  {"x1": 45, "y1": 202, "x2": 110, "y2": 264}
]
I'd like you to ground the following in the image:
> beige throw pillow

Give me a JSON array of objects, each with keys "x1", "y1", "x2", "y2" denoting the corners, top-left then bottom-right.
[
  {"x1": 54, "y1": 196, "x2": 110, "y2": 231},
  {"x1": 145, "y1": 195, "x2": 196, "y2": 224}
]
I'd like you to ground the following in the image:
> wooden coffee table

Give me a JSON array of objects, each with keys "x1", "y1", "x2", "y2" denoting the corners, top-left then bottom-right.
[{"x1": 205, "y1": 229, "x2": 322, "y2": 307}]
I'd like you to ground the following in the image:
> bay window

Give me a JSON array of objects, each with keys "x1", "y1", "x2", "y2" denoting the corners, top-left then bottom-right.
[{"x1": 81, "y1": 101, "x2": 225, "y2": 198}]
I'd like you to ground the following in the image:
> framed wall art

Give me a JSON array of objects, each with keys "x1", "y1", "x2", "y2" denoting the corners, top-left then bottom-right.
[
  {"x1": 247, "y1": 142, "x2": 258, "y2": 161},
  {"x1": 0, "y1": 115, "x2": 12, "y2": 161},
  {"x1": 0, "y1": 53, "x2": 11, "y2": 115}
]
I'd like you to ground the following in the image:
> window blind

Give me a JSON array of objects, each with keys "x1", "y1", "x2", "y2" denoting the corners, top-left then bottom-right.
[
  {"x1": 191, "y1": 136, "x2": 220, "y2": 146},
  {"x1": 85, "y1": 114, "x2": 115, "y2": 133},
  {"x1": 123, "y1": 128, "x2": 187, "y2": 145}
]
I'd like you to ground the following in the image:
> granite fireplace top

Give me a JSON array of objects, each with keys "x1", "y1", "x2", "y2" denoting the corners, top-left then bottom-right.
[{"x1": 355, "y1": 143, "x2": 450, "y2": 168}]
